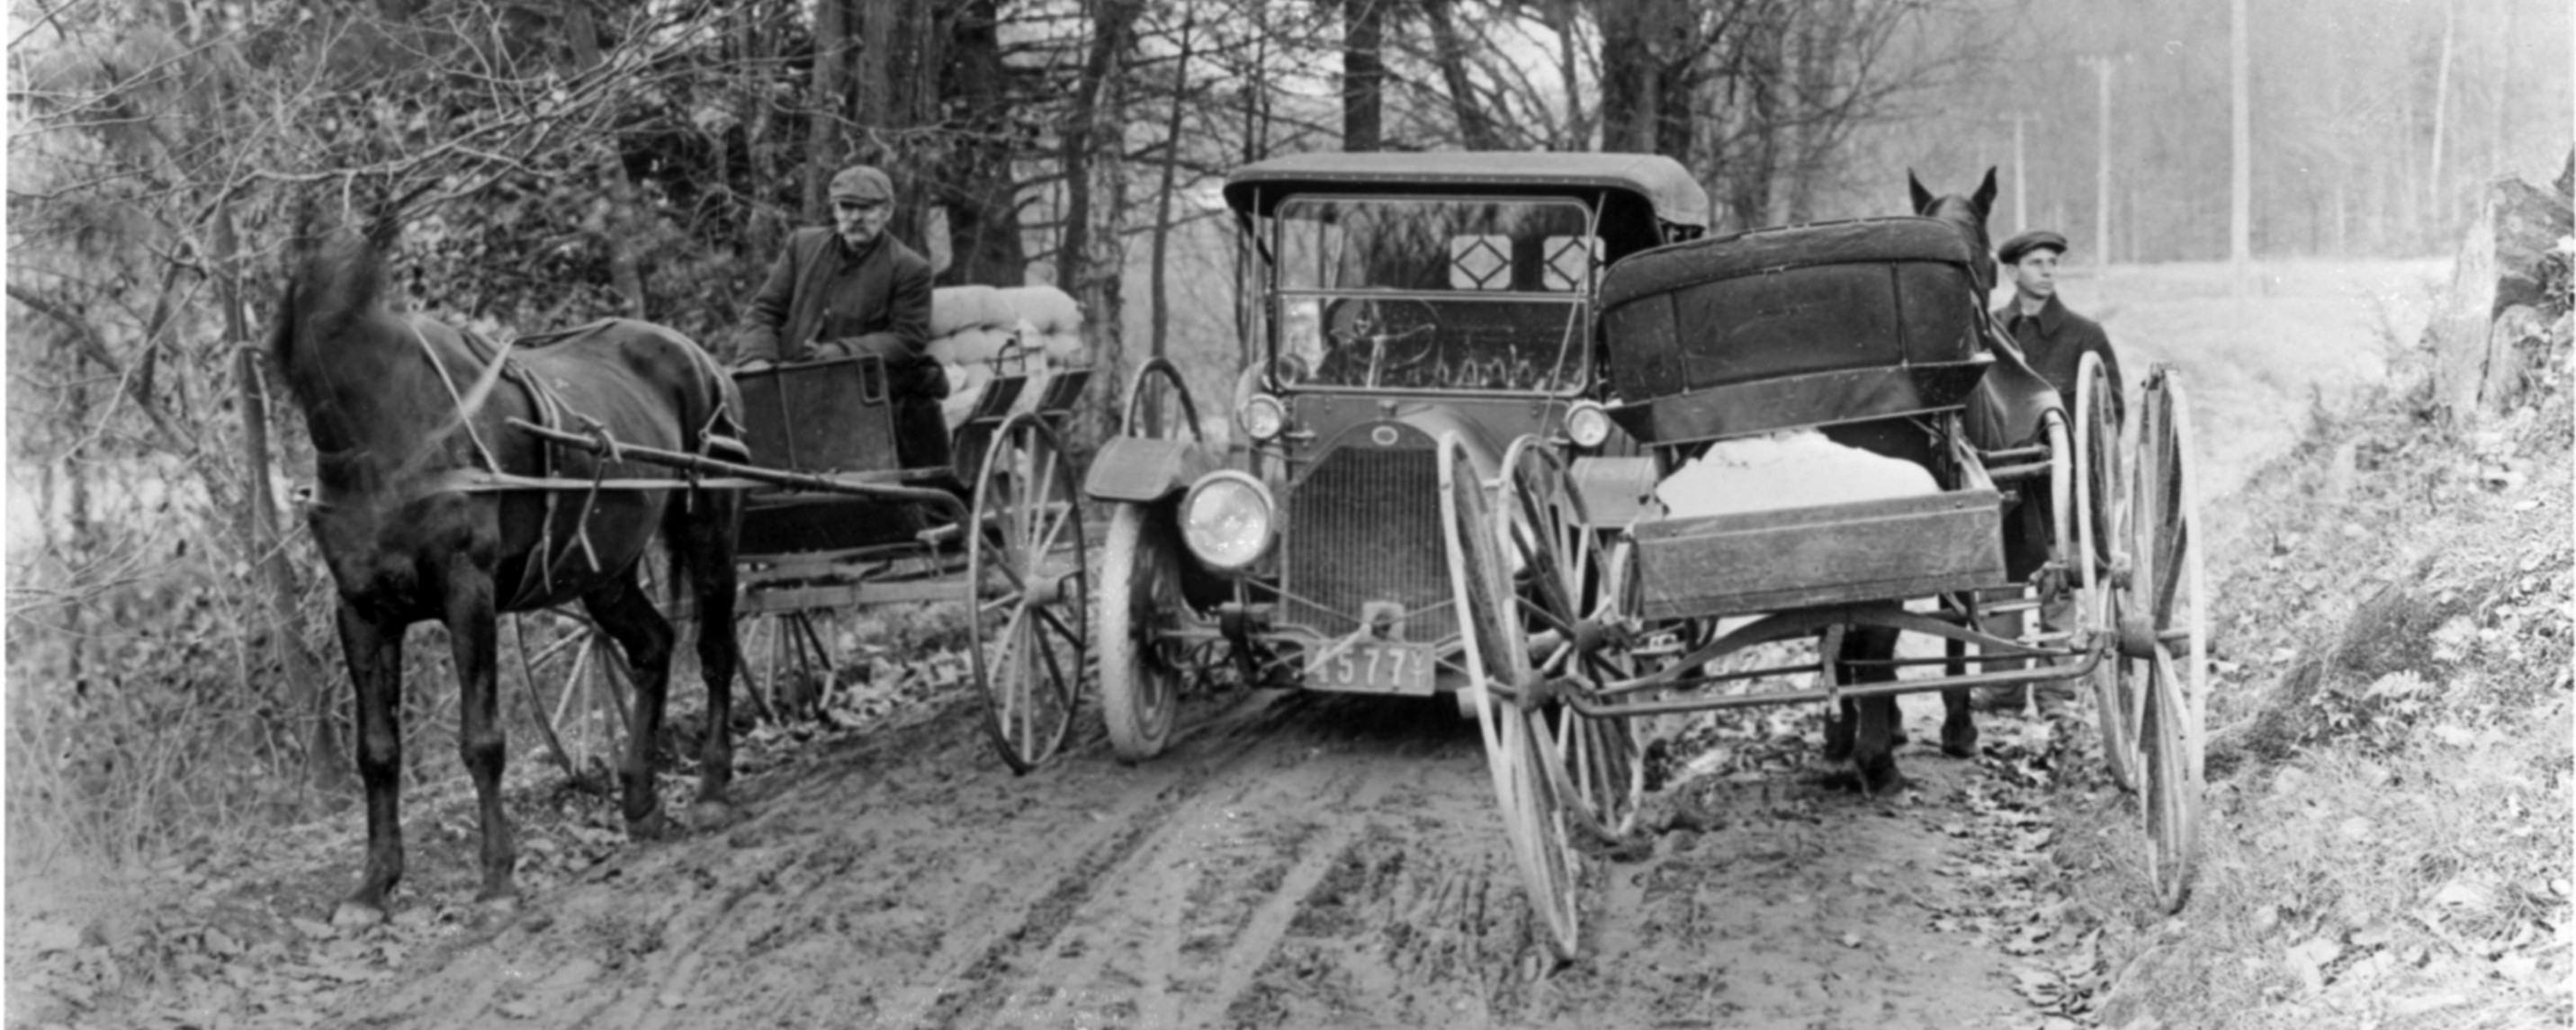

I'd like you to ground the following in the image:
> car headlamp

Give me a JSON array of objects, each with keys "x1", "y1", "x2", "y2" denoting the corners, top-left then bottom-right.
[
  {"x1": 1566, "y1": 401, "x2": 1613, "y2": 448},
  {"x1": 1241, "y1": 394, "x2": 1287, "y2": 443},
  {"x1": 1180, "y1": 471, "x2": 1274, "y2": 571}
]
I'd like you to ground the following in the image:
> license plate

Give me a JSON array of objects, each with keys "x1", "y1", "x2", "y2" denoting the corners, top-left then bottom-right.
[{"x1": 1305, "y1": 642, "x2": 1435, "y2": 694}]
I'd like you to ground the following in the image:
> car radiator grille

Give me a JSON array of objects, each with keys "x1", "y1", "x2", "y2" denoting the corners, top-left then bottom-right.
[{"x1": 1280, "y1": 445, "x2": 1455, "y2": 642}]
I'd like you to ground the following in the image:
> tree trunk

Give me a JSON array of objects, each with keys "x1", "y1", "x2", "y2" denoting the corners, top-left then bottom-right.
[
  {"x1": 1726, "y1": 13, "x2": 1788, "y2": 229},
  {"x1": 937, "y1": 0, "x2": 1024, "y2": 285},
  {"x1": 218, "y1": 204, "x2": 345, "y2": 788},
  {"x1": 564, "y1": 0, "x2": 647, "y2": 317},
  {"x1": 1060, "y1": 0, "x2": 1139, "y2": 441},
  {"x1": 852, "y1": 0, "x2": 893, "y2": 157},
  {"x1": 1342, "y1": 0, "x2": 1386, "y2": 151},
  {"x1": 1421, "y1": 0, "x2": 1499, "y2": 149},
  {"x1": 1234, "y1": 2, "x2": 1275, "y2": 364},
  {"x1": 2430, "y1": 175, "x2": 2574, "y2": 420},
  {"x1": 804, "y1": 0, "x2": 849, "y2": 220},
  {"x1": 1598, "y1": 0, "x2": 1653, "y2": 152},
  {"x1": 1149, "y1": 10, "x2": 1197, "y2": 372}
]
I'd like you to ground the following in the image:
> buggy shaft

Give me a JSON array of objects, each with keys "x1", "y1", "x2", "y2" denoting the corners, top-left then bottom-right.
[{"x1": 506, "y1": 417, "x2": 968, "y2": 522}]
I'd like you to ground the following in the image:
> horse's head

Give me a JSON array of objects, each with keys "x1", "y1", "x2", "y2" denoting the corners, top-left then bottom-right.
[
  {"x1": 265, "y1": 196, "x2": 417, "y2": 460},
  {"x1": 268, "y1": 200, "x2": 400, "y2": 372},
  {"x1": 1907, "y1": 167, "x2": 1998, "y2": 293}
]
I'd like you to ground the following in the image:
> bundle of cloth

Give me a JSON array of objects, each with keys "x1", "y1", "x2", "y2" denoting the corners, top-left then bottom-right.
[
  {"x1": 927, "y1": 284, "x2": 1087, "y2": 429},
  {"x1": 1654, "y1": 428, "x2": 1940, "y2": 519}
]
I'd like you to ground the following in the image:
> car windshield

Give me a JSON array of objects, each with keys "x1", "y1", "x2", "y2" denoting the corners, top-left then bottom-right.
[{"x1": 1270, "y1": 197, "x2": 1597, "y2": 392}]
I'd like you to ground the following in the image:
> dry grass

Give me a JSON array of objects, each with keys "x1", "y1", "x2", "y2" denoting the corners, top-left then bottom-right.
[{"x1": 2054, "y1": 318, "x2": 2573, "y2": 1030}]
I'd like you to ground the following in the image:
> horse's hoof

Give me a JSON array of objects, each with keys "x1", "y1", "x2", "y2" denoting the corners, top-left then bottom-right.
[
  {"x1": 1942, "y1": 725, "x2": 1979, "y2": 759},
  {"x1": 627, "y1": 811, "x2": 677, "y2": 842},
  {"x1": 1859, "y1": 761, "x2": 1907, "y2": 796},
  {"x1": 1820, "y1": 721, "x2": 1855, "y2": 762},
  {"x1": 330, "y1": 900, "x2": 388, "y2": 929}
]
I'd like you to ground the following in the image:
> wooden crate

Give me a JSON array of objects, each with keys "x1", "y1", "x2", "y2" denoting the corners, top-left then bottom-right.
[{"x1": 1633, "y1": 488, "x2": 2006, "y2": 620}]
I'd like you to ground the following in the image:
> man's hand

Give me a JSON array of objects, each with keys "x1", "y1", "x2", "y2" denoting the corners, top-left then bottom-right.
[{"x1": 734, "y1": 358, "x2": 776, "y2": 373}]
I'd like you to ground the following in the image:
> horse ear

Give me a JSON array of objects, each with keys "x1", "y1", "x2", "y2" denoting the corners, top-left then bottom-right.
[
  {"x1": 1907, "y1": 170, "x2": 1934, "y2": 215},
  {"x1": 1972, "y1": 167, "x2": 1999, "y2": 213}
]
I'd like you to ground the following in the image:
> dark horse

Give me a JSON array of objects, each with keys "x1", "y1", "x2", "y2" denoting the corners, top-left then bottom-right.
[
  {"x1": 271, "y1": 210, "x2": 744, "y2": 926},
  {"x1": 1816, "y1": 168, "x2": 2000, "y2": 793}
]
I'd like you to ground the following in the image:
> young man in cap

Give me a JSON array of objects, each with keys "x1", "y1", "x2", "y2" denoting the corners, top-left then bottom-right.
[
  {"x1": 736, "y1": 164, "x2": 947, "y2": 467},
  {"x1": 1979, "y1": 229, "x2": 2123, "y2": 713},
  {"x1": 1993, "y1": 229, "x2": 2121, "y2": 417}
]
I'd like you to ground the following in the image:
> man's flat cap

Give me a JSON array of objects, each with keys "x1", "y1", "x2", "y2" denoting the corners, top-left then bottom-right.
[
  {"x1": 829, "y1": 165, "x2": 893, "y2": 202},
  {"x1": 1997, "y1": 229, "x2": 2069, "y2": 264}
]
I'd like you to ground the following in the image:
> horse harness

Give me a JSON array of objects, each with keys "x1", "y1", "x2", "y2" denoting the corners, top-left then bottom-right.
[{"x1": 406, "y1": 318, "x2": 752, "y2": 610}]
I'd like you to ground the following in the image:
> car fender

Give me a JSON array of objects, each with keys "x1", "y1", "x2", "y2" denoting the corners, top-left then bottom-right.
[{"x1": 1083, "y1": 434, "x2": 1225, "y2": 504}]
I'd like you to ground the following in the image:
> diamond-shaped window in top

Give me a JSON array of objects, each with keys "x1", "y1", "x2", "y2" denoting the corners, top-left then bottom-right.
[
  {"x1": 1449, "y1": 235, "x2": 1512, "y2": 291},
  {"x1": 1543, "y1": 236, "x2": 1601, "y2": 291}
]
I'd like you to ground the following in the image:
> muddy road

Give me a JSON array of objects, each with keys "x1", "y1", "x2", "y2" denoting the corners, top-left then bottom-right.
[{"x1": 326, "y1": 683, "x2": 2057, "y2": 1030}]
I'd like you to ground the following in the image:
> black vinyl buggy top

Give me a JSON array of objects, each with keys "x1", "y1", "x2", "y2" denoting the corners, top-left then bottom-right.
[{"x1": 1596, "y1": 216, "x2": 2056, "y2": 446}]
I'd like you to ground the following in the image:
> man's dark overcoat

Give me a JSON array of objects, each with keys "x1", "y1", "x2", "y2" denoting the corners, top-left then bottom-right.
[
  {"x1": 1993, "y1": 293, "x2": 2120, "y2": 415},
  {"x1": 737, "y1": 227, "x2": 948, "y2": 467}
]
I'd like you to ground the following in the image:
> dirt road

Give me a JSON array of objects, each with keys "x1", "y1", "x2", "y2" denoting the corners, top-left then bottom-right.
[{"x1": 319, "y1": 682, "x2": 2060, "y2": 1030}]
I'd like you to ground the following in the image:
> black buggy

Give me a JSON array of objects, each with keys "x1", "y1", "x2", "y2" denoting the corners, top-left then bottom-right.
[{"x1": 1439, "y1": 214, "x2": 2210, "y2": 957}]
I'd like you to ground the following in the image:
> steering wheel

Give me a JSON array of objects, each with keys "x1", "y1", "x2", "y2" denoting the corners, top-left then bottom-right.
[{"x1": 1324, "y1": 299, "x2": 1442, "y2": 388}]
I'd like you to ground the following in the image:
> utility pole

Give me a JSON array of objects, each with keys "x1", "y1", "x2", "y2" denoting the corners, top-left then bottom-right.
[
  {"x1": 2429, "y1": 0, "x2": 2456, "y2": 229},
  {"x1": 2230, "y1": 0, "x2": 2252, "y2": 291},
  {"x1": 2080, "y1": 56, "x2": 2116, "y2": 271},
  {"x1": 2000, "y1": 111, "x2": 2042, "y2": 234}
]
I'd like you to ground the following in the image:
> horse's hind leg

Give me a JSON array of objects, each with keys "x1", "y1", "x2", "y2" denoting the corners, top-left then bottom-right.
[
  {"x1": 670, "y1": 493, "x2": 742, "y2": 824},
  {"x1": 1941, "y1": 637, "x2": 1978, "y2": 758},
  {"x1": 331, "y1": 605, "x2": 408, "y2": 927},
  {"x1": 1840, "y1": 626, "x2": 1906, "y2": 794},
  {"x1": 440, "y1": 557, "x2": 520, "y2": 912},
  {"x1": 583, "y1": 571, "x2": 679, "y2": 838}
]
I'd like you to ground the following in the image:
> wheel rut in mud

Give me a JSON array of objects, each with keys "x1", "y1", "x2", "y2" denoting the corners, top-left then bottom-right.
[{"x1": 323, "y1": 683, "x2": 2078, "y2": 1030}]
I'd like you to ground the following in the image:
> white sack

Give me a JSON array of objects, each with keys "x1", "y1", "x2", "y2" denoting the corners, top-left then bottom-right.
[
  {"x1": 928, "y1": 327, "x2": 1014, "y2": 366},
  {"x1": 995, "y1": 285, "x2": 1082, "y2": 336},
  {"x1": 1655, "y1": 428, "x2": 1938, "y2": 519},
  {"x1": 1035, "y1": 330, "x2": 1086, "y2": 365},
  {"x1": 930, "y1": 284, "x2": 1003, "y2": 337}
]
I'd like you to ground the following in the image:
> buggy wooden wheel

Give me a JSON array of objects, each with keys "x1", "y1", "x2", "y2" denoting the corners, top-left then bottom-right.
[
  {"x1": 1498, "y1": 437, "x2": 1646, "y2": 842},
  {"x1": 2074, "y1": 351, "x2": 2141, "y2": 792},
  {"x1": 508, "y1": 610, "x2": 632, "y2": 792},
  {"x1": 508, "y1": 540, "x2": 697, "y2": 792},
  {"x1": 2131, "y1": 367, "x2": 2205, "y2": 911},
  {"x1": 967, "y1": 412, "x2": 1089, "y2": 774},
  {"x1": 1099, "y1": 502, "x2": 1181, "y2": 762},
  {"x1": 1119, "y1": 357, "x2": 1205, "y2": 444},
  {"x1": 1440, "y1": 434, "x2": 1581, "y2": 959}
]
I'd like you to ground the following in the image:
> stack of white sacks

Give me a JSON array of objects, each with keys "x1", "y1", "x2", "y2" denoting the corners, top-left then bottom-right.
[
  {"x1": 927, "y1": 284, "x2": 1087, "y2": 429},
  {"x1": 1653, "y1": 428, "x2": 1940, "y2": 518}
]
